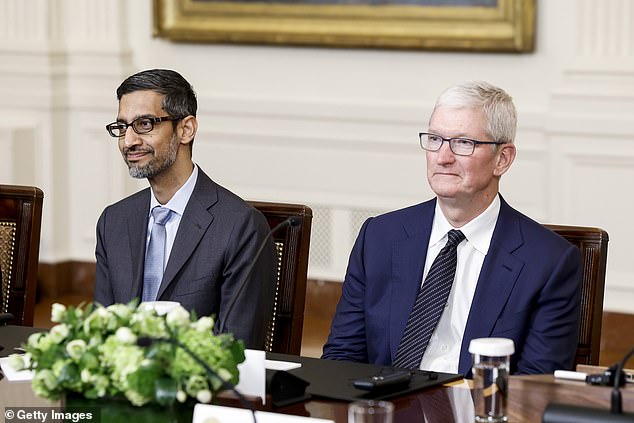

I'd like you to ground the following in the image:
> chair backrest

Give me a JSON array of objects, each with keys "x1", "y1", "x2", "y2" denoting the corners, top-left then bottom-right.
[
  {"x1": 248, "y1": 201, "x2": 312, "y2": 355},
  {"x1": 544, "y1": 224, "x2": 609, "y2": 366},
  {"x1": 0, "y1": 184, "x2": 43, "y2": 326}
]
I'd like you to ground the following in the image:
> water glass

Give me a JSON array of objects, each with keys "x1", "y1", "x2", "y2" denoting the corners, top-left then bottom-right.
[
  {"x1": 469, "y1": 338, "x2": 514, "y2": 423},
  {"x1": 348, "y1": 400, "x2": 394, "y2": 423}
]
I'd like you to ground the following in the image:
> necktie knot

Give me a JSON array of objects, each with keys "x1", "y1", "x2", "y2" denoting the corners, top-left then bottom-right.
[
  {"x1": 152, "y1": 206, "x2": 173, "y2": 226},
  {"x1": 446, "y1": 229, "x2": 465, "y2": 249}
]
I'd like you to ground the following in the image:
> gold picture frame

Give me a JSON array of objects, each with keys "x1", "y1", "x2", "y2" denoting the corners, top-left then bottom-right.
[{"x1": 153, "y1": 0, "x2": 535, "y2": 52}]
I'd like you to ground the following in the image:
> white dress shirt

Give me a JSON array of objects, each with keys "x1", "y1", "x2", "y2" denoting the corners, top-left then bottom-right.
[
  {"x1": 419, "y1": 194, "x2": 501, "y2": 373},
  {"x1": 146, "y1": 164, "x2": 199, "y2": 270}
]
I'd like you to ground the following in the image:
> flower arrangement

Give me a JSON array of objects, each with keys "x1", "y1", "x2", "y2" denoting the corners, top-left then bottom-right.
[{"x1": 9, "y1": 301, "x2": 245, "y2": 407}]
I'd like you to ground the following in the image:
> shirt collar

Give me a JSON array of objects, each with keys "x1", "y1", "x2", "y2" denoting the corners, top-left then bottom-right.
[
  {"x1": 149, "y1": 164, "x2": 199, "y2": 217},
  {"x1": 430, "y1": 194, "x2": 501, "y2": 255}
]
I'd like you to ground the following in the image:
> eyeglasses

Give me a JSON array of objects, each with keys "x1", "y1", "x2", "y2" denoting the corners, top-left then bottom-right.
[
  {"x1": 105, "y1": 116, "x2": 183, "y2": 138},
  {"x1": 419, "y1": 132, "x2": 506, "y2": 156}
]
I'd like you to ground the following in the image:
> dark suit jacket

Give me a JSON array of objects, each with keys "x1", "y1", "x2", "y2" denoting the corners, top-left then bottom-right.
[
  {"x1": 94, "y1": 168, "x2": 276, "y2": 349},
  {"x1": 322, "y1": 196, "x2": 582, "y2": 376}
]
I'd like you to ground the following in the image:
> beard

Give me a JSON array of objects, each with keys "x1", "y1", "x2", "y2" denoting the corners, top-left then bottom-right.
[{"x1": 123, "y1": 134, "x2": 179, "y2": 179}]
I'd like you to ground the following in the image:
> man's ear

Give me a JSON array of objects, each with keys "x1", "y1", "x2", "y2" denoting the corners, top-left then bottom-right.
[
  {"x1": 493, "y1": 143, "x2": 516, "y2": 177},
  {"x1": 179, "y1": 115, "x2": 197, "y2": 145}
]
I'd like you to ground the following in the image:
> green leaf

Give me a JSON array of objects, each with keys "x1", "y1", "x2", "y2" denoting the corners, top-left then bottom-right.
[
  {"x1": 154, "y1": 377, "x2": 177, "y2": 407},
  {"x1": 58, "y1": 362, "x2": 80, "y2": 386},
  {"x1": 80, "y1": 352, "x2": 99, "y2": 369},
  {"x1": 229, "y1": 340, "x2": 246, "y2": 364}
]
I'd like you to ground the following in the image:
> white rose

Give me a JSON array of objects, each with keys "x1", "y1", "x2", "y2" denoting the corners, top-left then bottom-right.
[
  {"x1": 196, "y1": 389, "x2": 212, "y2": 403},
  {"x1": 93, "y1": 375, "x2": 109, "y2": 397},
  {"x1": 192, "y1": 316, "x2": 214, "y2": 332},
  {"x1": 216, "y1": 368, "x2": 232, "y2": 382},
  {"x1": 137, "y1": 302, "x2": 155, "y2": 313},
  {"x1": 88, "y1": 334, "x2": 103, "y2": 347},
  {"x1": 34, "y1": 369, "x2": 58, "y2": 390},
  {"x1": 49, "y1": 324, "x2": 70, "y2": 343},
  {"x1": 176, "y1": 390, "x2": 187, "y2": 403},
  {"x1": 27, "y1": 332, "x2": 43, "y2": 348},
  {"x1": 107, "y1": 303, "x2": 132, "y2": 320},
  {"x1": 66, "y1": 339, "x2": 87, "y2": 360},
  {"x1": 83, "y1": 306, "x2": 113, "y2": 334},
  {"x1": 115, "y1": 327, "x2": 137, "y2": 344},
  {"x1": 74, "y1": 307, "x2": 84, "y2": 318},
  {"x1": 51, "y1": 303, "x2": 67, "y2": 323},
  {"x1": 96, "y1": 307, "x2": 110, "y2": 319},
  {"x1": 166, "y1": 306, "x2": 190, "y2": 328},
  {"x1": 81, "y1": 369, "x2": 92, "y2": 383},
  {"x1": 8, "y1": 353, "x2": 25, "y2": 370}
]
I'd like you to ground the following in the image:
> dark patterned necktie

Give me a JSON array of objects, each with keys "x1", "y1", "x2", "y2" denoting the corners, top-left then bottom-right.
[
  {"x1": 393, "y1": 229, "x2": 466, "y2": 369},
  {"x1": 142, "y1": 206, "x2": 173, "y2": 302}
]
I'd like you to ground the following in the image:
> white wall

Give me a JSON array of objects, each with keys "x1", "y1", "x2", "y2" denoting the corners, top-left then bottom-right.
[{"x1": 1, "y1": 0, "x2": 633, "y2": 312}]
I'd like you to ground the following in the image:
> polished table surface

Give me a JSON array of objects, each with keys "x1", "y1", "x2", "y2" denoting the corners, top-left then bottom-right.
[
  {"x1": 2, "y1": 325, "x2": 634, "y2": 422},
  {"x1": 274, "y1": 374, "x2": 634, "y2": 422}
]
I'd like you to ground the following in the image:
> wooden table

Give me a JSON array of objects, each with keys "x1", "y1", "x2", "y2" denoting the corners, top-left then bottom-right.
[
  {"x1": 272, "y1": 376, "x2": 634, "y2": 422},
  {"x1": 4, "y1": 371, "x2": 632, "y2": 422},
  {"x1": 2, "y1": 325, "x2": 633, "y2": 422},
  {"x1": 508, "y1": 374, "x2": 634, "y2": 422}
]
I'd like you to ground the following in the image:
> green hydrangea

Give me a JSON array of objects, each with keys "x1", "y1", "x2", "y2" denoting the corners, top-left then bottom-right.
[{"x1": 11, "y1": 301, "x2": 246, "y2": 407}]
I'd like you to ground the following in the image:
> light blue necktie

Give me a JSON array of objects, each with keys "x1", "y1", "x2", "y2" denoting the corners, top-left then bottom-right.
[{"x1": 142, "y1": 206, "x2": 173, "y2": 302}]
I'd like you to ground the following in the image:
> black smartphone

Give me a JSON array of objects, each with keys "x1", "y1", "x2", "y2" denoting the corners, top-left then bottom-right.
[{"x1": 353, "y1": 369, "x2": 412, "y2": 391}]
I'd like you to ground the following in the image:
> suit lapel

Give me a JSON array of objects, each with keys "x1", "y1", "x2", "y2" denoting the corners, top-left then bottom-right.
[
  {"x1": 128, "y1": 190, "x2": 151, "y2": 302},
  {"x1": 157, "y1": 171, "x2": 218, "y2": 299},
  {"x1": 389, "y1": 200, "x2": 436, "y2": 361},
  {"x1": 458, "y1": 198, "x2": 525, "y2": 374}
]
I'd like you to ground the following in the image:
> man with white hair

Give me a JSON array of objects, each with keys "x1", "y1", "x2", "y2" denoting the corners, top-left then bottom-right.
[{"x1": 323, "y1": 81, "x2": 582, "y2": 376}]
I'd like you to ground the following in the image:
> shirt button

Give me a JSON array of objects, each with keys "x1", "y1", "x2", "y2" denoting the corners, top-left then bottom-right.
[{"x1": 441, "y1": 344, "x2": 449, "y2": 352}]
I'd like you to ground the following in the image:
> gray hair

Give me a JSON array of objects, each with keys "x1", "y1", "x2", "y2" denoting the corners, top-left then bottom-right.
[{"x1": 432, "y1": 81, "x2": 517, "y2": 144}]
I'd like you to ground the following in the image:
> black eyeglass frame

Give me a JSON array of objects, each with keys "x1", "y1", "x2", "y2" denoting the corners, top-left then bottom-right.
[
  {"x1": 105, "y1": 115, "x2": 184, "y2": 138},
  {"x1": 418, "y1": 132, "x2": 506, "y2": 156}
]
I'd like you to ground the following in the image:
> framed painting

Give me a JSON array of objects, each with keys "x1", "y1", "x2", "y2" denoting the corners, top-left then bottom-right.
[{"x1": 153, "y1": 0, "x2": 535, "y2": 52}]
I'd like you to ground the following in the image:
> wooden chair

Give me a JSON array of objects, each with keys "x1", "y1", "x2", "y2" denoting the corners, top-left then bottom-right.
[
  {"x1": 249, "y1": 201, "x2": 312, "y2": 355},
  {"x1": 544, "y1": 224, "x2": 609, "y2": 366},
  {"x1": 0, "y1": 185, "x2": 44, "y2": 326}
]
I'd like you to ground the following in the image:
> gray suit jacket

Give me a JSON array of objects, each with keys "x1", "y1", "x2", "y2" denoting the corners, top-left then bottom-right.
[{"x1": 94, "y1": 168, "x2": 276, "y2": 349}]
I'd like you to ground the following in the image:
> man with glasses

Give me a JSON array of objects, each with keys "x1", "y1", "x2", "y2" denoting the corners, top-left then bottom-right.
[
  {"x1": 323, "y1": 81, "x2": 582, "y2": 376},
  {"x1": 95, "y1": 69, "x2": 276, "y2": 349}
]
